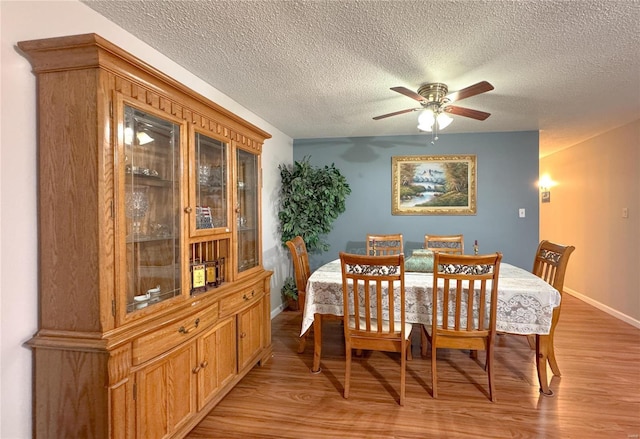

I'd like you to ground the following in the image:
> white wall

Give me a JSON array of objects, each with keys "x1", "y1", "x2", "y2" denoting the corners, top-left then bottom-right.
[
  {"x1": 0, "y1": 2, "x2": 292, "y2": 437},
  {"x1": 540, "y1": 120, "x2": 640, "y2": 327}
]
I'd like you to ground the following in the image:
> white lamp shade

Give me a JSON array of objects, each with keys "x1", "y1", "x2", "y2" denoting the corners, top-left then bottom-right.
[
  {"x1": 417, "y1": 110, "x2": 435, "y2": 131},
  {"x1": 437, "y1": 112, "x2": 453, "y2": 129},
  {"x1": 137, "y1": 132, "x2": 154, "y2": 145}
]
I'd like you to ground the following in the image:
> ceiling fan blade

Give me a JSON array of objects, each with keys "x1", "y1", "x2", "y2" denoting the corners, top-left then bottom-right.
[
  {"x1": 446, "y1": 81, "x2": 494, "y2": 103},
  {"x1": 444, "y1": 105, "x2": 491, "y2": 121},
  {"x1": 372, "y1": 108, "x2": 419, "y2": 120},
  {"x1": 390, "y1": 86, "x2": 426, "y2": 102}
]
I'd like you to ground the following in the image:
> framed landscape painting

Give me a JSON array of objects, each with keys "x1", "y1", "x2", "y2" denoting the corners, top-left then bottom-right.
[{"x1": 391, "y1": 155, "x2": 477, "y2": 215}]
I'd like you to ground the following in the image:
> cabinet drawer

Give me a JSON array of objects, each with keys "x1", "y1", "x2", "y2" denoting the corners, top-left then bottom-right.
[
  {"x1": 219, "y1": 284, "x2": 264, "y2": 316},
  {"x1": 132, "y1": 302, "x2": 219, "y2": 365}
]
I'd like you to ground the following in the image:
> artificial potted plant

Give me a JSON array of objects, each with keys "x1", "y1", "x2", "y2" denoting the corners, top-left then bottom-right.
[
  {"x1": 278, "y1": 156, "x2": 351, "y2": 252},
  {"x1": 281, "y1": 276, "x2": 299, "y2": 311}
]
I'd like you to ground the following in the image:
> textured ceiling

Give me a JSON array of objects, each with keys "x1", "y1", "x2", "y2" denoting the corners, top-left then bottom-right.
[{"x1": 82, "y1": 0, "x2": 640, "y2": 157}]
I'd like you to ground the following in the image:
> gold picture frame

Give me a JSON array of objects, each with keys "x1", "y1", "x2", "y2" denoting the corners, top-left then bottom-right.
[{"x1": 391, "y1": 155, "x2": 477, "y2": 215}]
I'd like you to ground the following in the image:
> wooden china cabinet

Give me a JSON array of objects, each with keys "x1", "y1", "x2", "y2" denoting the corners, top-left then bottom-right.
[{"x1": 18, "y1": 33, "x2": 272, "y2": 439}]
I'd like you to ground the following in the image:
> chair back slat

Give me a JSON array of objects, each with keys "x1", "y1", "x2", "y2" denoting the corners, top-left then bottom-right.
[
  {"x1": 477, "y1": 281, "x2": 487, "y2": 331},
  {"x1": 442, "y1": 278, "x2": 450, "y2": 330}
]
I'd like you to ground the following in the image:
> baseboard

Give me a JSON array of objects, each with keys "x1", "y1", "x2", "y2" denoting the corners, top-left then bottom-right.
[
  {"x1": 564, "y1": 287, "x2": 640, "y2": 329},
  {"x1": 271, "y1": 303, "x2": 286, "y2": 320}
]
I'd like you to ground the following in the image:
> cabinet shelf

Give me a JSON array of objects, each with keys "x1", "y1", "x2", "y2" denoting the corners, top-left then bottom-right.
[
  {"x1": 127, "y1": 288, "x2": 181, "y2": 312},
  {"x1": 126, "y1": 235, "x2": 176, "y2": 244},
  {"x1": 125, "y1": 174, "x2": 175, "y2": 187}
]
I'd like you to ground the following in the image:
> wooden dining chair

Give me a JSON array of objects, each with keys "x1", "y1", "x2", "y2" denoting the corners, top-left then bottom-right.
[
  {"x1": 285, "y1": 236, "x2": 314, "y2": 353},
  {"x1": 531, "y1": 240, "x2": 575, "y2": 377},
  {"x1": 423, "y1": 251, "x2": 502, "y2": 401},
  {"x1": 286, "y1": 236, "x2": 342, "y2": 355},
  {"x1": 420, "y1": 234, "x2": 465, "y2": 355},
  {"x1": 424, "y1": 234, "x2": 464, "y2": 254},
  {"x1": 339, "y1": 252, "x2": 412, "y2": 405},
  {"x1": 366, "y1": 233, "x2": 403, "y2": 256}
]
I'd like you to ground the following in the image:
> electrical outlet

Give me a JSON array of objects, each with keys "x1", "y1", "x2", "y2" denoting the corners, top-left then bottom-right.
[
  {"x1": 622, "y1": 207, "x2": 629, "y2": 218},
  {"x1": 519, "y1": 208, "x2": 526, "y2": 218}
]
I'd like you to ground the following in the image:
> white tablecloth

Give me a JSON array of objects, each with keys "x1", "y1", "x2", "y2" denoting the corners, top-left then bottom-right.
[{"x1": 301, "y1": 260, "x2": 560, "y2": 336}]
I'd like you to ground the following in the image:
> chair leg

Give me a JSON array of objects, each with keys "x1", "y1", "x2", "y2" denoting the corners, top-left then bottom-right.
[
  {"x1": 431, "y1": 343, "x2": 438, "y2": 398},
  {"x1": 547, "y1": 332, "x2": 561, "y2": 376},
  {"x1": 421, "y1": 325, "x2": 429, "y2": 357},
  {"x1": 297, "y1": 330, "x2": 308, "y2": 354},
  {"x1": 536, "y1": 334, "x2": 553, "y2": 395},
  {"x1": 344, "y1": 345, "x2": 352, "y2": 399},
  {"x1": 486, "y1": 344, "x2": 496, "y2": 402},
  {"x1": 400, "y1": 341, "x2": 407, "y2": 406},
  {"x1": 312, "y1": 314, "x2": 323, "y2": 373}
]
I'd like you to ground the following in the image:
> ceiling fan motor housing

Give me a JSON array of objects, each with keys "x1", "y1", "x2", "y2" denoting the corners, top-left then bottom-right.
[{"x1": 417, "y1": 83, "x2": 449, "y2": 103}]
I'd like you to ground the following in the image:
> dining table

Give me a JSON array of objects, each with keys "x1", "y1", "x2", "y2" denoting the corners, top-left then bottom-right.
[{"x1": 301, "y1": 258, "x2": 562, "y2": 395}]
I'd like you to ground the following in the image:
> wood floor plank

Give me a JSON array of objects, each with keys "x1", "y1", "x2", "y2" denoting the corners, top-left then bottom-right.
[{"x1": 186, "y1": 295, "x2": 640, "y2": 438}]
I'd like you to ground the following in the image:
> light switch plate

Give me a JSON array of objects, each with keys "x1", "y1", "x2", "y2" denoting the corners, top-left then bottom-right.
[{"x1": 519, "y1": 208, "x2": 526, "y2": 218}]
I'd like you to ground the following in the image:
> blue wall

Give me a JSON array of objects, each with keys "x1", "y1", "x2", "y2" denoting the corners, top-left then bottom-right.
[{"x1": 293, "y1": 131, "x2": 540, "y2": 270}]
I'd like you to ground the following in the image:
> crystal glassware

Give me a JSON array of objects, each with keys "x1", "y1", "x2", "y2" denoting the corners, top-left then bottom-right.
[
  {"x1": 198, "y1": 164, "x2": 212, "y2": 186},
  {"x1": 125, "y1": 186, "x2": 149, "y2": 236}
]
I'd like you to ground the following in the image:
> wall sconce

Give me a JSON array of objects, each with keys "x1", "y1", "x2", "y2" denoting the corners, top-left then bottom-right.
[{"x1": 538, "y1": 174, "x2": 554, "y2": 203}]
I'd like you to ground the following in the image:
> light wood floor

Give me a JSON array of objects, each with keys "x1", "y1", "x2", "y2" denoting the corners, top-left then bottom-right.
[{"x1": 186, "y1": 294, "x2": 640, "y2": 438}]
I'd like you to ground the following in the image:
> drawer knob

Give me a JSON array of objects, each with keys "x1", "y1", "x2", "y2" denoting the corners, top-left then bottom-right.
[
  {"x1": 240, "y1": 332, "x2": 247, "y2": 339},
  {"x1": 192, "y1": 365, "x2": 201, "y2": 374},
  {"x1": 200, "y1": 360, "x2": 209, "y2": 369}
]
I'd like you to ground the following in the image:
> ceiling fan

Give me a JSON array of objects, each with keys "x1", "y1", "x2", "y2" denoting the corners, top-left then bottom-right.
[{"x1": 373, "y1": 81, "x2": 494, "y2": 131}]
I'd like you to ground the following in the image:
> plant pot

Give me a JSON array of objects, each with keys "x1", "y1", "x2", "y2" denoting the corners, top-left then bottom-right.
[{"x1": 287, "y1": 298, "x2": 299, "y2": 311}]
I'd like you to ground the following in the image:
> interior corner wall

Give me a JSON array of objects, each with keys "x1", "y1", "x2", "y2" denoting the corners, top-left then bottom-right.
[
  {"x1": 293, "y1": 131, "x2": 540, "y2": 271},
  {"x1": 540, "y1": 120, "x2": 640, "y2": 324}
]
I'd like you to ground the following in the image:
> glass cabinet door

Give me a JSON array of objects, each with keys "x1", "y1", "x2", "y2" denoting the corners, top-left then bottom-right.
[
  {"x1": 236, "y1": 148, "x2": 259, "y2": 273},
  {"x1": 122, "y1": 105, "x2": 182, "y2": 313},
  {"x1": 193, "y1": 132, "x2": 228, "y2": 232}
]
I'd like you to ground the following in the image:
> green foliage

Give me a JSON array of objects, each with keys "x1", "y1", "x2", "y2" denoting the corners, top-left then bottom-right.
[
  {"x1": 417, "y1": 191, "x2": 468, "y2": 207},
  {"x1": 278, "y1": 157, "x2": 351, "y2": 252},
  {"x1": 281, "y1": 277, "x2": 298, "y2": 300},
  {"x1": 443, "y1": 162, "x2": 469, "y2": 193},
  {"x1": 400, "y1": 184, "x2": 427, "y2": 199}
]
